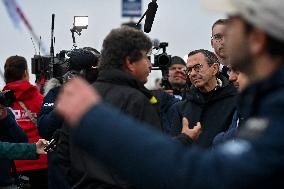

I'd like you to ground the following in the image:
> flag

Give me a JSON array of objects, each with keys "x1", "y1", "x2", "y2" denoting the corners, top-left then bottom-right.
[
  {"x1": 2, "y1": 0, "x2": 21, "y2": 29},
  {"x1": 2, "y1": 0, "x2": 48, "y2": 55}
]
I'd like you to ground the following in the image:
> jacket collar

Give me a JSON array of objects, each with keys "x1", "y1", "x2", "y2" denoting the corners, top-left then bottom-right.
[
  {"x1": 185, "y1": 74, "x2": 237, "y2": 104},
  {"x1": 96, "y1": 69, "x2": 156, "y2": 102}
]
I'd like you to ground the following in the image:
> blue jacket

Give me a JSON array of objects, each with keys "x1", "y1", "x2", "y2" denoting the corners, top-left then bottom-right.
[
  {"x1": 0, "y1": 109, "x2": 28, "y2": 186},
  {"x1": 154, "y1": 90, "x2": 179, "y2": 133},
  {"x1": 71, "y1": 64, "x2": 284, "y2": 189},
  {"x1": 37, "y1": 86, "x2": 69, "y2": 189},
  {"x1": 212, "y1": 110, "x2": 240, "y2": 146},
  {"x1": 38, "y1": 86, "x2": 63, "y2": 140}
]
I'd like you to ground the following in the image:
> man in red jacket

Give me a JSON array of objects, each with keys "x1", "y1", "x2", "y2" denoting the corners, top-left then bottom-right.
[{"x1": 3, "y1": 55, "x2": 48, "y2": 189}]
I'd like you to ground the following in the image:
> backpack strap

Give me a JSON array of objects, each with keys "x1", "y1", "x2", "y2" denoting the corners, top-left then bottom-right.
[{"x1": 18, "y1": 101, "x2": 37, "y2": 126}]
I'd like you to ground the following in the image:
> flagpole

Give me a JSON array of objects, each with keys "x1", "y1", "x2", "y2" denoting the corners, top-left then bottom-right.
[{"x1": 3, "y1": 0, "x2": 48, "y2": 55}]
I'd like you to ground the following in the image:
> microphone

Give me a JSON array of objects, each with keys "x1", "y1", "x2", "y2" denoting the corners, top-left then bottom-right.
[
  {"x1": 144, "y1": 0, "x2": 158, "y2": 33},
  {"x1": 152, "y1": 38, "x2": 160, "y2": 49}
]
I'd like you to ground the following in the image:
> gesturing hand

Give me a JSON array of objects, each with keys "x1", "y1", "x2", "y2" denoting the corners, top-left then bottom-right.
[{"x1": 181, "y1": 117, "x2": 202, "y2": 141}]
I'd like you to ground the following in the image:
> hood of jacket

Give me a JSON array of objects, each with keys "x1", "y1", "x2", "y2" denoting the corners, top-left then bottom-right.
[{"x1": 3, "y1": 80, "x2": 40, "y2": 101}]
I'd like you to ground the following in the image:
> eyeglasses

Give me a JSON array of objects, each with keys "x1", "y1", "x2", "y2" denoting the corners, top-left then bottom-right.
[
  {"x1": 211, "y1": 34, "x2": 225, "y2": 41},
  {"x1": 186, "y1": 63, "x2": 203, "y2": 74}
]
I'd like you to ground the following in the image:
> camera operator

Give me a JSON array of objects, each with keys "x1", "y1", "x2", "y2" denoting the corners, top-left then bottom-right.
[
  {"x1": 165, "y1": 56, "x2": 187, "y2": 100},
  {"x1": 151, "y1": 44, "x2": 187, "y2": 133},
  {"x1": 37, "y1": 47, "x2": 100, "y2": 189}
]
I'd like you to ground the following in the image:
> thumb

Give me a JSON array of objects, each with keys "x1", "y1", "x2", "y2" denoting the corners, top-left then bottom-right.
[{"x1": 182, "y1": 117, "x2": 189, "y2": 129}]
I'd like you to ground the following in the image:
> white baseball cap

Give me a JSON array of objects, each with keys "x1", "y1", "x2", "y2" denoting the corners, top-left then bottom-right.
[{"x1": 201, "y1": 0, "x2": 284, "y2": 42}]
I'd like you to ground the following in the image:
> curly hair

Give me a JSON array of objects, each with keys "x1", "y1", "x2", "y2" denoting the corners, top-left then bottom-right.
[
  {"x1": 4, "y1": 55, "x2": 28, "y2": 83},
  {"x1": 99, "y1": 26, "x2": 152, "y2": 71}
]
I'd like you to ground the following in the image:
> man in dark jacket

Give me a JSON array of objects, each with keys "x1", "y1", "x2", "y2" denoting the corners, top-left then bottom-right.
[
  {"x1": 93, "y1": 26, "x2": 160, "y2": 129},
  {"x1": 60, "y1": 26, "x2": 161, "y2": 189},
  {"x1": 170, "y1": 49, "x2": 237, "y2": 148}
]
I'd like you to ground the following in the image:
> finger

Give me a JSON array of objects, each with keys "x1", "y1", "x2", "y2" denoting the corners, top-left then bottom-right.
[
  {"x1": 194, "y1": 122, "x2": 202, "y2": 134},
  {"x1": 195, "y1": 122, "x2": 202, "y2": 129},
  {"x1": 182, "y1": 117, "x2": 189, "y2": 129}
]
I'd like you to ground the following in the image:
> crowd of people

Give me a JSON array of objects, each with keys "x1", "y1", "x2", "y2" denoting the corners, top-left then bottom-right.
[{"x1": 1, "y1": 0, "x2": 284, "y2": 188}]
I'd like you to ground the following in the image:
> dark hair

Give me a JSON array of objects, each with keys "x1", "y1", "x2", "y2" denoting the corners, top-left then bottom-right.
[
  {"x1": 243, "y1": 20, "x2": 284, "y2": 58},
  {"x1": 170, "y1": 56, "x2": 186, "y2": 66},
  {"x1": 188, "y1": 49, "x2": 219, "y2": 66},
  {"x1": 99, "y1": 26, "x2": 152, "y2": 70},
  {"x1": 4, "y1": 55, "x2": 28, "y2": 83},
  {"x1": 212, "y1": 19, "x2": 229, "y2": 32}
]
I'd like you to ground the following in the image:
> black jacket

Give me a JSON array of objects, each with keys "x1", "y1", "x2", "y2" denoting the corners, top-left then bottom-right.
[
  {"x1": 94, "y1": 69, "x2": 161, "y2": 129},
  {"x1": 64, "y1": 69, "x2": 161, "y2": 189},
  {"x1": 170, "y1": 75, "x2": 237, "y2": 148}
]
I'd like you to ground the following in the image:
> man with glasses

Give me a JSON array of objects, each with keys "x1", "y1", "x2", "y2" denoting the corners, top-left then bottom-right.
[
  {"x1": 211, "y1": 19, "x2": 230, "y2": 78},
  {"x1": 170, "y1": 49, "x2": 237, "y2": 148}
]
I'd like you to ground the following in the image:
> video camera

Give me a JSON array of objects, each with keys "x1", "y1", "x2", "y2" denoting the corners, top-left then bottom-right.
[
  {"x1": 151, "y1": 42, "x2": 172, "y2": 89},
  {"x1": 31, "y1": 15, "x2": 99, "y2": 91},
  {"x1": 153, "y1": 42, "x2": 171, "y2": 68},
  {"x1": 0, "y1": 90, "x2": 16, "y2": 107},
  {"x1": 31, "y1": 48, "x2": 99, "y2": 84}
]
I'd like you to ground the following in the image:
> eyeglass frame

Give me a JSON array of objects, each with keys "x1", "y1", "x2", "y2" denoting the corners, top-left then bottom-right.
[
  {"x1": 186, "y1": 63, "x2": 204, "y2": 74},
  {"x1": 211, "y1": 33, "x2": 225, "y2": 42}
]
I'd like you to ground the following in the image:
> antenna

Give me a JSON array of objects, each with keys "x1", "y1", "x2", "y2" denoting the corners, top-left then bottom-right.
[
  {"x1": 50, "y1": 13, "x2": 55, "y2": 78},
  {"x1": 30, "y1": 37, "x2": 38, "y2": 55},
  {"x1": 39, "y1": 36, "x2": 41, "y2": 56}
]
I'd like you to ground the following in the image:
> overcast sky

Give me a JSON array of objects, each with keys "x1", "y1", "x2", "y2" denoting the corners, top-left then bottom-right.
[{"x1": 0, "y1": 0, "x2": 224, "y2": 88}]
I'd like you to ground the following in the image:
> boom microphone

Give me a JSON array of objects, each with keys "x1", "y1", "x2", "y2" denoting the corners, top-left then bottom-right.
[
  {"x1": 144, "y1": 0, "x2": 158, "y2": 33},
  {"x1": 152, "y1": 38, "x2": 160, "y2": 49}
]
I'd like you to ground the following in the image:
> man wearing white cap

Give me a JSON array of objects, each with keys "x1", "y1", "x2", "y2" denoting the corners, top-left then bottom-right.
[{"x1": 55, "y1": 0, "x2": 284, "y2": 188}]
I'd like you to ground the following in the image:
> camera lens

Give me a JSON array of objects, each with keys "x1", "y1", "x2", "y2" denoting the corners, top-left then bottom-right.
[{"x1": 158, "y1": 54, "x2": 171, "y2": 66}]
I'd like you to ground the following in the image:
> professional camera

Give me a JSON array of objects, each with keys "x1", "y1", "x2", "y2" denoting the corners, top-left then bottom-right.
[
  {"x1": 153, "y1": 42, "x2": 171, "y2": 68},
  {"x1": 30, "y1": 15, "x2": 96, "y2": 93},
  {"x1": 151, "y1": 42, "x2": 172, "y2": 89},
  {"x1": 31, "y1": 48, "x2": 99, "y2": 84},
  {"x1": 0, "y1": 90, "x2": 16, "y2": 107}
]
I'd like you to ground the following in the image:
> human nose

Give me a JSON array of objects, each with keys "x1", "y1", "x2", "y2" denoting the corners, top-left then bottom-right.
[{"x1": 189, "y1": 68, "x2": 199, "y2": 77}]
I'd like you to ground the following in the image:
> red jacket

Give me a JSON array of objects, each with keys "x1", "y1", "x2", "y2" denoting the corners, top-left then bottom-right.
[{"x1": 3, "y1": 80, "x2": 47, "y2": 172}]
